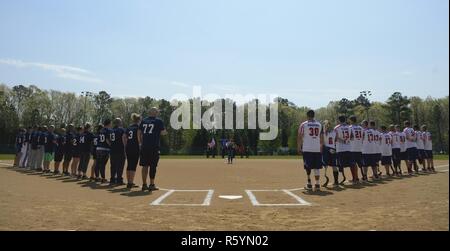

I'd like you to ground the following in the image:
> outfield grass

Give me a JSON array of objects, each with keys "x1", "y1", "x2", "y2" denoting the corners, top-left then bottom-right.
[{"x1": 1, "y1": 153, "x2": 448, "y2": 160}]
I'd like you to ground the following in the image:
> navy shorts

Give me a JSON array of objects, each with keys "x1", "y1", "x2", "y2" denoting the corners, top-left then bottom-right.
[
  {"x1": 322, "y1": 147, "x2": 337, "y2": 167},
  {"x1": 140, "y1": 147, "x2": 160, "y2": 168},
  {"x1": 64, "y1": 152, "x2": 72, "y2": 162},
  {"x1": 425, "y1": 150, "x2": 433, "y2": 159},
  {"x1": 407, "y1": 147, "x2": 418, "y2": 161},
  {"x1": 417, "y1": 149, "x2": 425, "y2": 160},
  {"x1": 303, "y1": 152, "x2": 323, "y2": 170},
  {"x1": 54, "y1": 150, "x2": 64, "y2": 162},
  {"x1": 400, "y1": 151, "x2": 407, "y2": 160},
  {"x1": 381, "y1": 156, "x2": 392, "y2": 165},
  {"x1": 392, "y1": 148, "x2": 401, "y2": 163},
  {"x1": 363, "y1": 154, "x2": 378, "y2": 167},
  {"x1": 350, "y1": 152, "x2": 363, "y2": 167},
  {"x1": 337, "y1": 151, "x2": 352, "y2": 168}
]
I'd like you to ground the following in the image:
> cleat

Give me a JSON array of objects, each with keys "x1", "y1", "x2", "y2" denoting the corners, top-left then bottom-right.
[
  {"x1": 304, "y1": 184, "x2": 313, "y2": 191},
  {"x1": 149, "y1": 184, "x2": 159, "y2": 191},
  {"x1": 101, "y1": 178, "x2": 108, "y2": 184},
  {"x1": 141, "y1": 184, "x2": 149, "y2": 191},
  {"x1": 314, "y1": 184, "x2": 321, "y2": 191},
  {"x1": 126, "y1": 183, "x2": 133, "y2": 189}
]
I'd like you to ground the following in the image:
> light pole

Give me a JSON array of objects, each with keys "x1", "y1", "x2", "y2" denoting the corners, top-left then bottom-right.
[
  {"x1": 360, "y1": 90, "x2": 372, "y2": 120},
  {"x1": 81, "y1": 91, "x2": 93, "y2": 125}
]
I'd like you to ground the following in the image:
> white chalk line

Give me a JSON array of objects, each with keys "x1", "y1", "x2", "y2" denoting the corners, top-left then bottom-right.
[
  {"x1": 245, "y1": 189, "x2": 311, "y2": 206},
  {"x1": 150, "y1": 189, "x2": 214, "y2": 206}
]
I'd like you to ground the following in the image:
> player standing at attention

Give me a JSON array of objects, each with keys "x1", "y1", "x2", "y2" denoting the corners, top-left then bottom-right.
[
  {"x1": 89, "y1": 124, "x2": 103, "y2": 182},
  {"x1": 359, "y1": 120, "x2": 369, "y2": 181},
  {"x1": 13, "y1": 128, "x2": 25, "y2": 167},
  {"x1": 226, "y1": 139, "x2": 236, "y2": 164},
  {"x1": 53, "y1": 128, "x2": 66, "y2": 175},
  {"x1": 96, "y1": 120, "x2": 112, "y2": 183},
  {"x1": 362, "y1": 121, "x2": 380, "y2": 180},
  {"x1": 70, "y1": 126, "x2": 83, "y2": 177},
  {"x1": 322, "y1": 120, "x2": 338, "y2": 187},
  {"x1": 36, "y1": 126, "x2": 46, "y2": 171},
  {"x1": 414, "y1": 125, "x2": 426, "y2": 172},
  {"x1": 334, "y1": 116, "x2": 352, "y2": 184},
  {"x1": 403, "y1": 121, "x2": 419, "y2": 175},
  {"x1": 380, "y1": 126, "x2": 393, "y2": 176},
  {"x1": 43, "y1": 125, "x2": 56, "y2": 173},
  {"x1": 124, "y1": 113, "x2": 141, "y2": 189},
  {"x1": 138, "y1": 107, "x2": 168, "y2": 192},
  {"x1": 62, "y1": 124, "x2": 74, "y2": 176},
  {"x1": 297, "y1": 110, "x2": 323, "y2": 191},
  {"x1": 29, "y1": 125, "x2": 40, "y2": 170},
  {"x1": 373, "y1": 125, "x2": 382, "y2": 177},
  {"x1": 78, "y1": 123, "x2": 94, "y2": 180},
  {"x1": 110, "y1": 118, "x2": 126, "y2": 186},
  {"x1": 390, "y1": 125, "x2": 401, "y2": 176},
  {"x1": 397, "y1": 125, "x2": 408, "y2": 174},
  {"x1": 349, "y1": 115, "x2": 363, "y2": 184},
  {"x1": 19, "y1": 127, "x2": 31, "y2": 168},
  {"x1": 26, "y1": 126, "x2": 37, "y2": 169},
  {"x1": 422, "y1": 125, "x2": 435, "y2": 172}
]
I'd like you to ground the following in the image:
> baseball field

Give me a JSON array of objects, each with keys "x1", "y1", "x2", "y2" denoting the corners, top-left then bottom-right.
[{"x1": 0, "y1": 157, "x2": 448, "y2": 231}]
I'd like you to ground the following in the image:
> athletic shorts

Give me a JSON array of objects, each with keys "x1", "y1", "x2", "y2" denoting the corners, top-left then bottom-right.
[
  {"x1": 63, "y1": 152, "x2": 72, "y2": 162},
  {"x1": 44, "y1": 152, "x2": 54, "y2": 162},
  {"x1": 417, "y1": 149, "x2": 425, "y2": 160},
  {"x1": 337, "y1": 151, "x2": 352, "y2": 168},
  {"x1": 72, "y1": 150, "x2": 81, "y2": 158},
  {"x1": 381, "y1": 156, "x2": 392, "y2": 165},
  {"x1": 425, "y1": 150, "x2": 433, "y2": 159},
  {"x1": 400, "y1": 151, "x2": 407, "y2": 161},
  {"x1": 322, "y1": 147, "x2": 337, "y2": 167},
  {"x1": 16, "y1": 144, "x2": 23, "y2": 154},
  {"x1": 350, "y1": 152, "x2": 363, "y2": 167},
  {"x1": 140, "y1": 147, "x2": 160, "y2": 167},
  {"x1": 91, "y1": 149, "x2": 97, "y2": 160},
  {"x1": 392, "y1": 148, "x2": 401, "y2": 161},
  {"x1": 303, "y1": 152, "x2": 323, "y2": 170},
  {"x1": 363, "y1": 154, "x2": 378, "y2": 167},
  {"x1": 54, "y1": 151, "x2": 64, "y2": 162},
  {"x1": 406, "y1": 147, "x2": 418, "y2": 161}
]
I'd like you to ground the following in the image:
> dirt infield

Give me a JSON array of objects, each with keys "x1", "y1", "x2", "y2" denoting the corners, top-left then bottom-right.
[{"x1": 0, "y1": 158, "x2": 448, "y2": 231}]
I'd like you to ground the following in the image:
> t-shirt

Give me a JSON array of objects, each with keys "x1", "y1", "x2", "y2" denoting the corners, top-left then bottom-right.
[
  {"x1": 403, "y1": 127, "x2": 417, "y2": 149},
  {"x1": 334, "y1": 124, "x2": 351, "y2": 153},
  {"x1": 111, "y1": 127, "x2": 126, "y2": 153},
  {"x1": 323, "y1": 131, "x2": 336, "y2": 149},
  {"x1": 125, "y1": 124, "x2": 139, "y2": 152},
  {"x1": 55, "y1": 133, "x2": 65, "y2": 153},
  {"x1": 64, "y1": 132, "x2": 74, "y2": 153},
  {"x1": 415, "y1": 131, "x2": 425, "y2": 150},
  {"x1": 373, "y1": 130, "x2": 382, "y2": 154},
  {"x1": 97, "y1": 128, "x2": 113, "y2": 150},
  {"x1": 298, "y1": 120, "x2": 322, "y2": 153},
  {"x1": 44, "y1": 132, "x2": 56, "y2": 153},
  {"x1": 424, "y1": 131, "x2": 433, "y2": 151},
  {"x1": 380, "y1": 132, "x2": 392, "y2": 156},
  {"x1": 362, "y1": 128, "x2": 377, "y2": 154},
  {"x1": 80, "y1": 131, "x2": 94, "y2": 153},
  {"x1": 349, "y1": 125, "x2": 364, "y2": 152},
  {"x1": 399, "y1": 132, "x2": 407, "y2": 153},
  {"x1": 139, "y1": 117, "x2": 165, "y2": 149},
  {"x1": 390, "y1": 131, "x2": 401, "y2": 149}
]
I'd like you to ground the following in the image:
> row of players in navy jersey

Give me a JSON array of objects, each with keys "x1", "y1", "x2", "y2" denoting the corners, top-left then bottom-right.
[
  {"x1": 298, "y1": 110, "x2": 435, "y2": 191},
  {"x1": 13, "y1": 108, "x2": 167, "y2": 191}
]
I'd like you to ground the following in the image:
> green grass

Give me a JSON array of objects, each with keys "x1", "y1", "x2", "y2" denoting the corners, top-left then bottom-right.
[{"x1": 0, "y1": 154, "x2": 14, "y2": 160}]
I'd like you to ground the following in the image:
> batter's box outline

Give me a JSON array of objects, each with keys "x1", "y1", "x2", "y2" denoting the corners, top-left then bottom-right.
[
  {"x1": 150, "y1": 189, "x2": 214, "y2": 206},
  {"x1": 245, "y1": 188, "x2": 311, "y2": 206}
]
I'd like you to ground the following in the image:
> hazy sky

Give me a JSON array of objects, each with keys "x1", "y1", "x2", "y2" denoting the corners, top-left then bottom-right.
[{"x1": 0, "y1": 0, "x2": 448, "y2": 108}]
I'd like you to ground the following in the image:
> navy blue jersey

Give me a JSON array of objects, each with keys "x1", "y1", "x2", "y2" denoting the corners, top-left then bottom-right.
[
  {"x1": 139, "y1": 117, "x2": 165, "y2": 149},
  {"x1": 64, "y1": 132, "x2": 74, "y2": 153},
  {"x1": 44, "y1": 132, "x2": 56, "y2": 153},
  {"x1": 23, "y1": 132, "x2": 30, "y2": 143},
  {"x1": 111, "y1": 127, "x2": 125, "y2": 153},
  {"x1": 38, "y1": 132, "x2": 46, "y2": 146},
  {"x1": 27, "y1": 132, "x2": 32, "y2": 143},
  {"x1": 80, "y1": 131, "x2": 94, "y2": 153},
  {"x1": 72, "y1": 133, "x2": 81, "y2": 152},
  {"x1": 15, "y1": 133, "x2": 24, "y2": 146},
  {"x1": 126, "y1": 124, "x2": 139, "y2": 151},
  {"x1": 31, "y1": 131, "x2": 39, "y2": 149},
  {"x1": 97, "y1": 128, "x2": 113, "y2": 150},
  {"x1": 55, "y1": 134, "x2": 65, "y2": 152},
  {"x1": 92, "y1": 134, "x2": 98, "y2": 153}
]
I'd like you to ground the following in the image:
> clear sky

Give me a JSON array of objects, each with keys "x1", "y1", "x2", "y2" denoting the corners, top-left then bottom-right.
[{"x1": 0, "y1": 0, "x2": 448, "y2": 108}]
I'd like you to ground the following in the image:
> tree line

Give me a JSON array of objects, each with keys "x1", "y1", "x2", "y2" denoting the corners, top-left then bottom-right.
[{"x1": 0, "y1": 84, "x2": 448, "y2": 155}]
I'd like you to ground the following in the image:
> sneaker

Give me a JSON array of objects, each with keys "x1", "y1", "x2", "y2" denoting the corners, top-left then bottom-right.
[
  {"x1": 126, "y1": 183, "x2": 133, "y2": 189},
  {"x1": 89, "y1": 177, "x2": 95, "y2": 182},
  {"x1": 53, "y1": 170, "x2": 60, "y2": 175},
  {"x1": 95, "y1": 177, "x2": 101, "y2": 182},
  {"x1": 77, "y1": 175, "x2": 82, "y2": 180},
  {"x1": 81, "y1": 175, "x2": 88, "y2": 180},
  {"x1": 149, "y1": 184, "x2": 159, "y2": 191},
  {"x1": 304, "y1": 184, "x2": 313, "y2": 191},
  {"x1": 116, "y1": 180, "x2": 126, "y2": 186},
  {"x1": 101, "y1": 178, "x2": 108, "y2": 184},
  {"x1": 314, "y1": 184, "x2": 321, "y2": 191},
  {"x1": 141, "y1": 184, "x2": 149, "y2": 191},
  {"x1": 333, "y1": 183, "x2": 340, "y2": 188}
]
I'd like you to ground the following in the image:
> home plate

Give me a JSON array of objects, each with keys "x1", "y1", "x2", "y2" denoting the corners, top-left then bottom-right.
[{"x1": 219, "y1": 195, "x2": 243, "y2": 200}]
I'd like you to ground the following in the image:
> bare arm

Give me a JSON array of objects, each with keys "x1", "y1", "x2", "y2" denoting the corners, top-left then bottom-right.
[
  {"x1": 137, "y1": 129, "x2": 143, "y2": 147},
  {"x1": 297, "y1": 126, "x2": 303, "y2": 155},
  {"x1": 161, "y1": 129, "x2": 168, "y2": 136}
]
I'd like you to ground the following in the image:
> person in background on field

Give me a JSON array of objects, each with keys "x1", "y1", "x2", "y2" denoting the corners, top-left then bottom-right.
[
  {"x1": 414, "y1": 125, "x2": 426, "y2": 172},
  {"x1": 422, "y1": 125, "x2": 435, "y2": 172},
  {"x1": 226, "y1": 138, "x2": 236, "y2": 164},
  {"x1": 78, "y1": 123, "x2": 94, "y2": 180},
  {"x1": 322, "y1": 120, "x2": 338, "y2": 187},
  {"x1": 19, "y1": 127, "x2": 32, "y2": 168},
  {"x1": 62, "y1": 124, "x2": 74, "y2": 176},
  {"x1": 43, "y1": 125, "x2": 56, "y2": 173},
  {"x1": 70, "y1": 126, "x2": 83, "y2": 177},
  {"x1": 390, "y1": 125, "x2": 401, "y2": 176},
  {"x1": 35, "y1": 126, "x2": 46, "y2": 171},
  {"x1": 53, "y1": 127, "x2": 66, "y2": 175},
  {"x1": 349, "y1": 115, "x2": 363, "y2": 184},
  {"x1": 90, "y1": 124, "x2": 103, "y2": 182},
  {"x1": 380, "y1": 125, "x2": 393, "y2": 176},
  {"x1": 110, "y1": 118, "x2": 126, "y2": 186},
  {"x1": 124, "y1": 113, "x2": 141, "y2": 189},
  {"x1": 397, "y1": 125, "x2": 407, "y2": 175},
  {"x1": 403, "y1": 121, "x2": 419, "y2": 175},
  {"x1": 334, "y1": 115, "x2": 353, "y2": 184},
  {"x1": 14, "y1": 128, "x2": 25, "y2": 167},
  {"x1": 96, "y1": 120, "x2": 112, "y2": 183}
]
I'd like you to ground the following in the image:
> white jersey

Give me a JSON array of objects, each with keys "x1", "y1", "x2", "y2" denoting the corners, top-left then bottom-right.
[
  {"x1": 390, "y1": 131, "x2": 401, "y2": 149},
  {"x1": 334, "y1": 124, "x2": 351, "y2": 152},
  {"x1": 380, "y1": 132, "x2": 393, "y2": 156},
  {"x1": 349, "y1": 125, "x2": 364, "y2": 152},
  {"x1": 403, "y1": 127, "x2": 417, "y2": 149},
  {"x1": 374, "y1": 130, "x2": 382, "y2": 154},
  {"x1": 323, "y1": 130, "x2": 336, "y2": 149},
  {"x1": 399, "y1": 131, "x2": 407, "y2": 152},
  {"x1": 362, "y1": 128, "x2": 377, "y2": 154},
  {"x1": 299, "y1": 120, "x2": 322, "y2": 152},
  {"x1": 424, "y1": 131, "x2": 433, "y2": 151},
  {"x1": 416, "y1": 131, "x2": 425, "y2": 150}
]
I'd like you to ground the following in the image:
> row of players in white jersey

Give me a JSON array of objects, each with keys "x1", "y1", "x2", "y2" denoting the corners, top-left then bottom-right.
[{"x1": 297, "y1": 110, "x2": 435, "y2": 191}]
